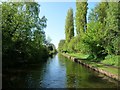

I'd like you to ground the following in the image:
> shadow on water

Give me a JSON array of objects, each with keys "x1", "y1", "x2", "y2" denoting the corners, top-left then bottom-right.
[{"x1": 3, "y1": 54, "x2": 119, "y2": 88}]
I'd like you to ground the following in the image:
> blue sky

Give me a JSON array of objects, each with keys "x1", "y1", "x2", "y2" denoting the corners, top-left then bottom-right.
[{"x1": 39, "y1": 1, "x2": 99, "y2": 48}]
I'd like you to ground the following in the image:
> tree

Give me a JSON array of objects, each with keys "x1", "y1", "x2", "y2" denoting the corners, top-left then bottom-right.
[
  {"x1": 65, "y1": 8, "x2": 74, "y2": 43},
  {"x1": 81, "y1": 1, "x2": 119, "y2": 60},
  {"x1": 104, "y1": 2, "x2": 120, "y2": 55},
  {"x1": 75, "y1": 0, "x2": 88, "y2": 35},
  {"x1": 47, "y1": 43, "x2": 57, "y2": 55},
  {"x1": 58, "y1": 40, "x2": 65, "y2": 52},
  {"x1": 68, "y1": 37, "x2": 77, "y2": 53},
  {"x1": 88, "y1": 2, "x2": 108, "y2": 23},
  {"x1": 45, "y1": 36, "x2": 52, "y2": 45},
  {"x1": 2, "y1": 2, "x2": 48, "y2": 67},
  {"x1": 83, "y1": 21, "x2": 107, "y2": 60},
  {"x1": 79, "y1": 2, "x2": 109, "y2": 60}
]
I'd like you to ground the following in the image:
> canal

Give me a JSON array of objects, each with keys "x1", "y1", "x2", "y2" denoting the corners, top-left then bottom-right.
[{"x1": 3, "y1": 54, "x2": 118, "y2": 88}]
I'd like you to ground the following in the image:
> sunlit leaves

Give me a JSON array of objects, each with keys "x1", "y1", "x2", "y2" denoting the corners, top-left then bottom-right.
[
  {"x1": 65, "y1": 8, "x2": 74, "y2": 43},
  {"x1": 2, "y1": 2, "x2": 48, "y2": 65},
  {"x1": 104, "y1": 2, "x2": 119, "y2": 55},
  {"x1": 75, "y1": 1, "x2": 88, "y2": 34},
  {"x1": 58, "y1": 40, "x2": 65, "y2": 52}
]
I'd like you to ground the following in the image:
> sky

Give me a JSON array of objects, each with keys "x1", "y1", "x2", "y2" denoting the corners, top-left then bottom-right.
[{"x1": 39, "y1": 1, "x2": 99, "y2": 49}]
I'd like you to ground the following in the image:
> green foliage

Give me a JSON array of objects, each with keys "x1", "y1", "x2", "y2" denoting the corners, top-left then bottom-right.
[
  {"x1": 81, "y1": 2, "x2": 119, "y2": 61},
  {"x1": 75, "y1": 0, "x2": 88, "y2": 34},
  {"x1": 101, "y1": 55, "x2": 120, "y2": 67},
  {"x1": 104, "y1": 2, "x2": 120, "y2": 55},
  {"x1": 65, "y1": 8, "x2": 74, "y2": 43},
  {"x1": 68, "y1": 53, "x2": 89, "y2": 59},
  {"x1": 88, "y1": 2, "x2": 108, "y2": 23},
  {"x1": 47, "y1": 43, "x2": 57, "y2": 55},
  {"x1": 82, "y1": 21, "x2": 107, "y2": 60},
  {"x1": 59, "y1": 1, "x2": 119, "y2": 65},
  {"x1": 67, "y1": 37, "x2": 76, "y2": 53},
  {"x1": 58, "y1": 39, "x2": 65, "y2": 52},
  {"x1": 63, "y1": 42, "x2": 68, "y2": 52},
  {"x1": 2, "y1": 2, "x2": 52, "y2": 68}
]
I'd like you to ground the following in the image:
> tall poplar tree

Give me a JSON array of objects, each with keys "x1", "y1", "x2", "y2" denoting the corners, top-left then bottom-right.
[
  {"x1": 75, "y1": 0, "x2": 88, "y2": 35},
  {"x1": 65, "y1": 8, "x2": 74, "y2": 43}
]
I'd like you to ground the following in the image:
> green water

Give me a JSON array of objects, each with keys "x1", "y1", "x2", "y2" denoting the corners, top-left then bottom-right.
[{"x1": 3, "y1": 54, "x2": 119, "y2": 88}]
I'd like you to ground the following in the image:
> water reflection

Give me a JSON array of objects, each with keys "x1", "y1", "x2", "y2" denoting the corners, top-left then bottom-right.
[
  {"x1": 40, "y1": 55, "x2": 66, "y2": 88},
  {"x1": 3, "y1": 54, "x2": 118, "y2": 88},
  {"x1": 58, "y1": 54, "x2": 118, "y2": 88}
]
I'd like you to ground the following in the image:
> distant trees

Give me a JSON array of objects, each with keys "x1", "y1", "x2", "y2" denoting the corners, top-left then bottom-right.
[
  {"x1": 58, "y1": 40, "x2": 65, "y2": 52},
  {"x1": 58, "y1": 8, "x2": 74, "y2": 53},
  {"x1": 45, "y1": 37, "x2": 57, "y2": 56},
  {"x1": 47, "y1": 43, "x2": 57, "y2": 56}
]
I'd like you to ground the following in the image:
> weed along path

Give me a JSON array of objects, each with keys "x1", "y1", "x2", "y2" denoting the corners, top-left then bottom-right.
[{"x1": 3, "y1": 54, "x2": 119, "y2": 88}]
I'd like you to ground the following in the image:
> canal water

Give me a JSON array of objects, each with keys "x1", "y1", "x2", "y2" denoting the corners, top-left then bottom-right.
[{"x1": 3, "y1": 54, "x2": 119, "y2": 88}]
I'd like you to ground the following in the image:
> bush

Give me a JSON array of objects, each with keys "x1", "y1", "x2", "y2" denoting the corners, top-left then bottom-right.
[{"x1": 101, "y1": 55, "x2": 120, "y2": 66}]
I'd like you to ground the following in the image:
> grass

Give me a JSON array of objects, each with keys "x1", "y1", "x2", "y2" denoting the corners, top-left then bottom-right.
[
  {"x1": 99, "y1": 67, "x2": 119, "y2": 75},
  {"x1": 82, "y1": 60, "x2": 119, "y2": 75},
  {"x1": 68, "y1": 53, "x2": 89, "y2": 59},
  {"x1": 67, "y1": 53, "x2": 119, "y2": 76},
  {"x1": 101, "y1": 55, "x2": 120, "y2": 67}
]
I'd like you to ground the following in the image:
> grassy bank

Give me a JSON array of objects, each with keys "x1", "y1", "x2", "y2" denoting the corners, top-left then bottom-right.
[{"x1": 66, "y1": 53, "x2": 119, "y2": 76}]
